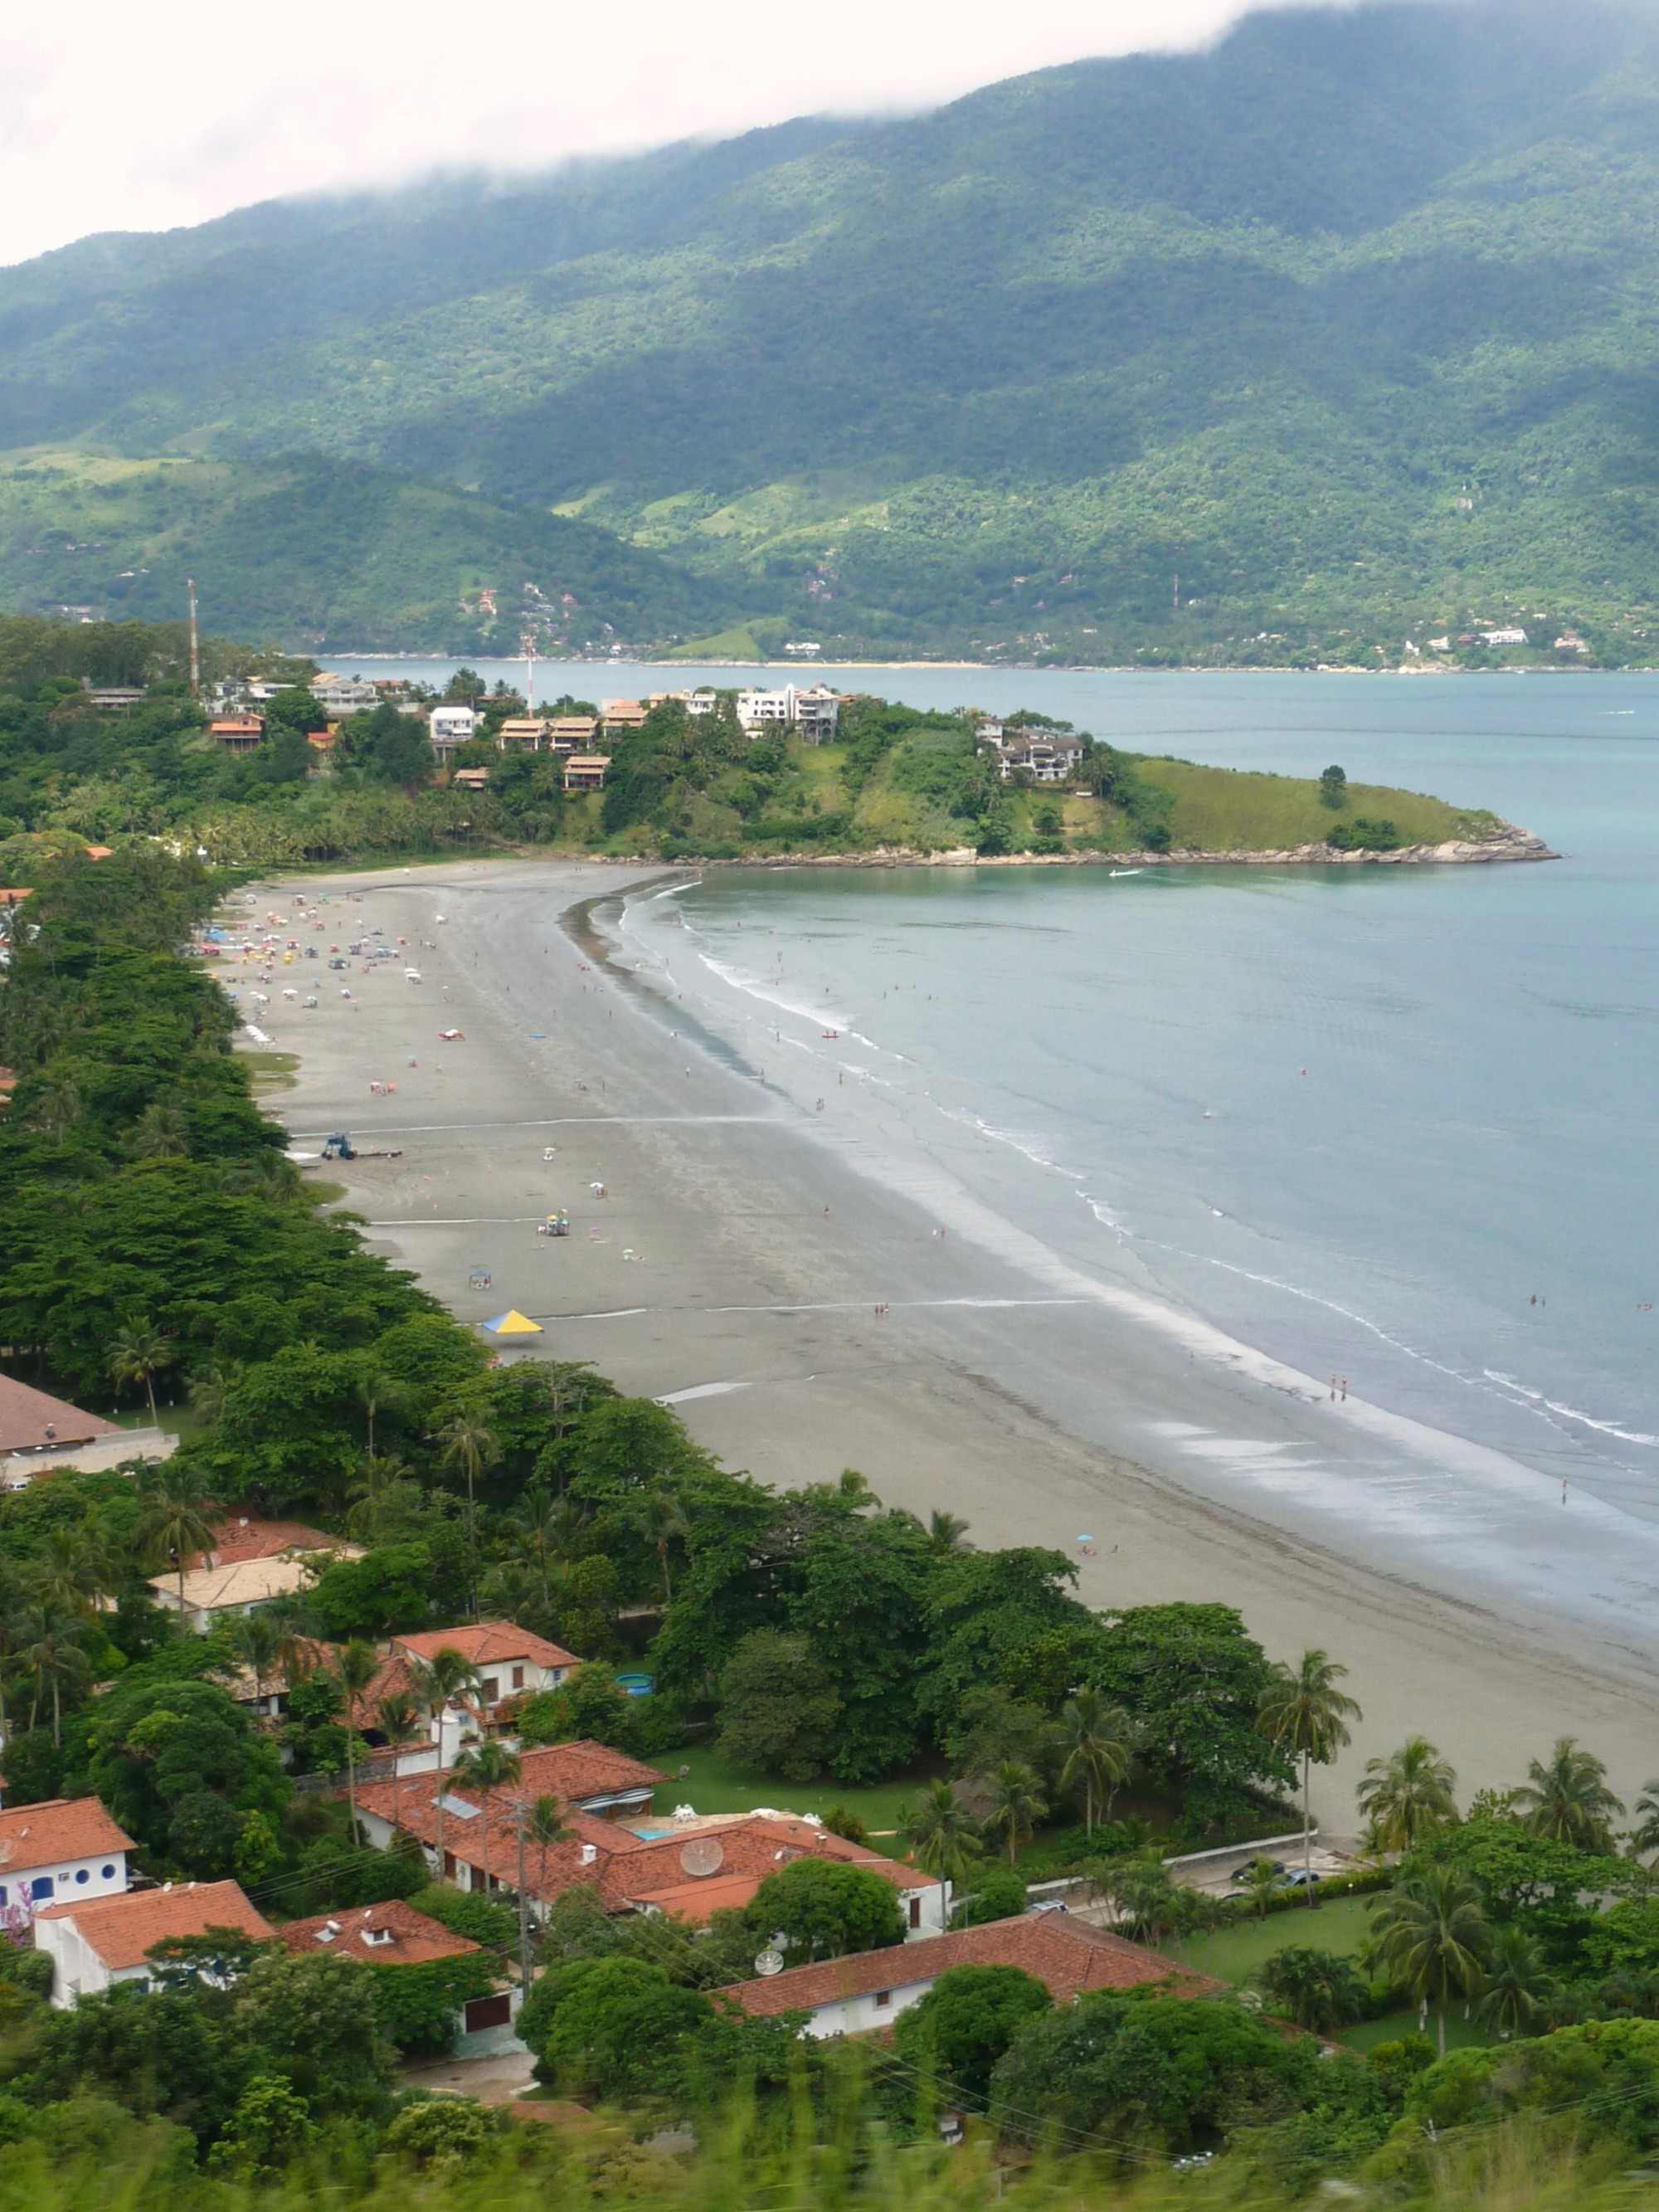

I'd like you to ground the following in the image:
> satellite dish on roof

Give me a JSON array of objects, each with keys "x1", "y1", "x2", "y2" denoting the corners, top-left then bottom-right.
[
  {"x1": 754, "y1": 1949, "x2": 785, "y2": 1978},
  {"x1": 679, "y1": 1836, "x2": 725, "y2": 1877}
]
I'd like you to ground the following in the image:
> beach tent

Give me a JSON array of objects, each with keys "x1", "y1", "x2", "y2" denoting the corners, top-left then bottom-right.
[{"x1": 481, "y1": 1309, "x2": 543, "y2": 1337}]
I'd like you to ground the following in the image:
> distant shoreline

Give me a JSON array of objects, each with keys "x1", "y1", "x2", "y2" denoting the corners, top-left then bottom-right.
[{"x1": 318, "y1": 651, "x2": 1647, "y2": 676}]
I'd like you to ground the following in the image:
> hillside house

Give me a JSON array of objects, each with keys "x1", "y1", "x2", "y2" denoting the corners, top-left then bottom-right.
[
  {"x1": 734, "y1": 685, "x2": 841, "y2": 743},
  {"x1": 0, "y1": 1799, "x2": 134, "y2": 1918},
  {"x1": 310, "y1": 675, "x2": 379, "y2": 714},
  {"x1": 563, "y1": 755, "x2": 608, "y2": 792},
  {"x1": 719, "y1": 1912, "x2": 1224, "y2": 2039},
  {"x1": 207, "y1": 719, "x2": 265, "y2": 754},
  {"x1": 986, "y1": 732, "x2": 1084, "y2": 782},
  {"x1": 429, "y1": 706, "x2": 477, "y2": 755},
  {"x1": 547, "y1": 715, "x2": 598, "y2": 752},
  {"x1": 35, "y1": 1880, "x2": 273, "y2": 2005},
  {"x1": 0, "y1": 1376, "x2": 173, "y2": 1487},
  {"x1": 495, "y1": 718, "x2": 549, "y2": 753},
  {"x1": 149, "y1": 1517, "x2": 360, "y2": 1630},
  {"x1": 601, "y1": 699, "x2": 647, "y2": 732}
]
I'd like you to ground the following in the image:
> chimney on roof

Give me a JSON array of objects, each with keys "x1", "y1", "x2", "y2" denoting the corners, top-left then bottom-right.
[{"x1": 580, "y1": 1844, "x2": 596, "y2": 1866}]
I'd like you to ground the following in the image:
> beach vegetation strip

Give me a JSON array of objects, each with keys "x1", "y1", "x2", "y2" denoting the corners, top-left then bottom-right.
[{"x1": 0, "y1": 616, "x2": 1531, "y2": 875}]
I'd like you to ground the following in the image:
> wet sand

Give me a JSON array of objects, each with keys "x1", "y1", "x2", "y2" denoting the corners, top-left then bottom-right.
[{"x1": 239, "y1": 855, "x2": 1659, "y2": 1830}]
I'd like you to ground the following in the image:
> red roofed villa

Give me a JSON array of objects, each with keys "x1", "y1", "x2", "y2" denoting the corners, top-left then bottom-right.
[
  {"x1": 34, "y1": 1879, "x2": 274, "y2": 2005},
  {"x1": 721, "y1": 1912, "x2": 1225, "y2": 2039},
  {"x1": 276, "y1": 1896, "x2": 480, "y2": 1967},
  {"x1": 0, "y1": 1796, "x2": 134, "y2": 1915}
]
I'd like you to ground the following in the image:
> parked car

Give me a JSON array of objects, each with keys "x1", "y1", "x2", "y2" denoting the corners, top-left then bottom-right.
[
  {"x1": 1278, "y1": 1868, "x2": 1322, "y2": 1889},
  {"x1": 1026, "y1": 1899, "x2": 1069, "y2": 1917},
  {"x1": 1228, "y1": 1859, "x2": 1285, "y2": 1882}
]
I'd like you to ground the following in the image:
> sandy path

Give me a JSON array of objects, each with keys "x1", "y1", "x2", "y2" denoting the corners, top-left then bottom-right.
[{"x1": 238, "y1": 857, "x2": 1659, "y2": 1831}]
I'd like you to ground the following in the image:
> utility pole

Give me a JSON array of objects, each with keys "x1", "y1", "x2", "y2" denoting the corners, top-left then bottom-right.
[
  {"x1": 1173, "y1": 572, "x2": 1180, "y2": 614},
  {"x1": 521, "y1": 631, "x2": 537, "y2": 718},
  {"x1": 513, "y1": 1796, "x2": 533, "y2": 1988},
  {"x1": 187, "y1": 578, "x2": 200, "y2": 699}
]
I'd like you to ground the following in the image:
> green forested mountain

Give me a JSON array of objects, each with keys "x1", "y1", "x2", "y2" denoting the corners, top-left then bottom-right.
[{"x1": 4, "y1": 1, "x2": 1659, "y2": 659}]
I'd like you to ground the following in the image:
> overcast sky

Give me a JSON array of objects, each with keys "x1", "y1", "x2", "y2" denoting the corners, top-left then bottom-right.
[{"x1": 0, "y1": 0, "x2": 1336, "y2": 268}]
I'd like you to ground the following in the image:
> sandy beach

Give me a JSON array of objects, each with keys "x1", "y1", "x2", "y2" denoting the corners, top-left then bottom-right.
[{"x1": 238, "y1": 855, "x2": 1659, "y2": 1832}]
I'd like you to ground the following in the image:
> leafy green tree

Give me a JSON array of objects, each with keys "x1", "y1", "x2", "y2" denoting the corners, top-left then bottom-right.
[
  {"x1": 1514, "y1": 1738, "x2": 1624, "y2": 1851},
  {"x1": 205, "y1": 2075, "x2": 315, "y2": 2179},
  {"x1": 518, "y1": 1660, "x2": 640, "y2": 1752},
  {"x1": 1412, "y1": 1809, "x2": 1608, "y2": 1955},
  {"x1": 523, "y1": 1956, "x2": 716, "y2": 2103},
  {"x1": 1370, "y1": 1865, "x2": 1491, "y2": 2056},
  {"x1": 1320, "y1": 764, "x2": 1348, "y2": 806},
  {"x1": 954, "y1": 1866, "x2": 1028, "y2": 1926},
  {"x1": 367, "y1": 1953, "x2": 504, "y2": 2055},
  {"x1": 17, "y1": 1605, "x2": 92, "y2": 1745},
  {"x1": 905, "y1": 1779, "x2": 983, "y2": 1887},
  {"x1": 384, "y1": 2097, "x2": 495, "y2": 2163},
  {"x1": 747, "y1": 1858, "x2": 905, "y2": 1963},
  {"x1": 990, "y1": 1990, "x2": 1307, "y2": 2151},
  {"x1": 87, "y1": 1672, "x2": 291, "y2": 1872},
  {"x1": 715, "y1": 1630, "x2": 842, "y2": 1781},
  {"x1": 893, "y1": 1964, "x2": 1053, "y2": 2099},
  {"x1": 1258, "y1": 1648, "x2": 1361, "y2": 1901},
  {"x1": 1090, "y1": 1603, "x2": 1294, "y2": 1826},
  {"x1": 1356, "y1": 1737, "x2": 1458, "y2": 1854},
  {"x1": 233, "y1": 1949, "x2": 398, "y2": 2117},
  {"x1": 1258, "y1": 1944, "x2": 1370, "y2": 2031}
]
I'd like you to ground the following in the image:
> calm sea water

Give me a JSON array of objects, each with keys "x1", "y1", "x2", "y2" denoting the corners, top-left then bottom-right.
[{"x1": 387, "y1": 659, "x2": 1659, "y2": 1624}]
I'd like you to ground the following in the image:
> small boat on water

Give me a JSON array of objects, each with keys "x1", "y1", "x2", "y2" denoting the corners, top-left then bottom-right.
[{"x1": 822, "y1": 1029, "x2": 840, "y2": 1039}]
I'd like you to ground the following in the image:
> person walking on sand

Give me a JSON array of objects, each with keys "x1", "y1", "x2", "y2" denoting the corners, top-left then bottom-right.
[
  {"x1": 1330, "y1": 1376, "x2": 1337, "y2": 1401},
  {"x1": 1340, "y1": 1378, "x2": 1347, "y2": 1401}
]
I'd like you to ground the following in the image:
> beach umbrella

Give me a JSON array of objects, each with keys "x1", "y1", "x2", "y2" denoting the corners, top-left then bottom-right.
[{"x1": 481, "y1": 1309, "x2": 544, "y2": 1337}]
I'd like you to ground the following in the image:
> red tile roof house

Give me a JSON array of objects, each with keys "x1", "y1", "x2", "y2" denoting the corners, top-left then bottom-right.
[
  {"x1": 0, "y1": 1799, "x2": 134, "y2": 1927},
  {"x1": 720, "y1": 1913, "x2": 1227, "y2": 2039},
  {"x1": 34, "y1": 1879, "x2": 275, "y2": 2005},
  {"x1": 374, "y1": 1624, "x2": 580, "y2": 1766},
  {"x1": 0, "y1": 1375, "x2": 175, "y2": 1488},
  {"x1": 275, "y1": 1897, "x2": 519, "y2": 2046},
  {"x1": 354, "y1": 1751, "x2": 949, "y2": 1935}
]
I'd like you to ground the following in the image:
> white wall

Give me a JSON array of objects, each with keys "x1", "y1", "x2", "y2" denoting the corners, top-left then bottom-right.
[{"x1": 2, "y1": 1851, "x2": 128, "y2": 1917}]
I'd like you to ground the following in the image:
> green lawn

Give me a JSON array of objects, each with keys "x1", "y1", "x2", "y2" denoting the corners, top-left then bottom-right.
[
  {"x1": 649, "y1": 1747, "x2": 933, "y2": 1852},
  {"x1": 1334, "y1": 2007, "x2": 1491, "y2": 2055},
  {"x1": 1171, "y1": 1896, "x2": 1374, "y2": 1986}
]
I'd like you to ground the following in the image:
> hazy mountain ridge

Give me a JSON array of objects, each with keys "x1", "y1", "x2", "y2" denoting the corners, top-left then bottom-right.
[{"x1": 2, "y1": 1, "x2": 1658, "y2": 657}]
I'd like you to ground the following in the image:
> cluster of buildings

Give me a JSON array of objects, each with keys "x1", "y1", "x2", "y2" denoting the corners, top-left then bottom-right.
[{"x1": 975, "y1": 721, "x2": 1087, "y2": 783}]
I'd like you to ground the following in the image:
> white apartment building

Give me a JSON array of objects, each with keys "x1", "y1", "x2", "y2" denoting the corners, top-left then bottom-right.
[
  {"x1": 429, "y1": 706, "x2": 478, "y2": 756},
  {"x1": 310, "y1": 675, "x2": 381, "y2": 715},
  {"x1": 734, "y1": 684, "x2": 841, "y2": 744}
]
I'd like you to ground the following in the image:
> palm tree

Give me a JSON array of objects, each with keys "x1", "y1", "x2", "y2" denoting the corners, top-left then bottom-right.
[
  {"x1": 376, "y1": 1690, "x2": 425, "y2": 1847},
  {"x1": 435, "y1": 1409, "x2": 499, "y2": 1528},
  {"x1": 31, "y1": 1527, "x2": 116, "y2": 1625},
  {"x1": 131, "y1": 1103, "x2": 189, "y2": 1158},
  {"x1": 29, "y1": 1079, "x2": 83, "y2": 1143},
  {"x1": 133, "y1": 1464, "x2": 222, "y2": 1614},
  {"x1": 1477, "y1": 1923, "x2": 1559, "y2": 2037},
  {"x1": 109, "y1": 1318, "x2": 175, "y2": 1427},
  {"x1": 333, "y1": 1639, "x2": 382, "y2": 1839},
  {"x1": 1513, "y1": 1738, "x2": 1624, "y2": 1851},
  {"x1": 264, "y1": 1592, "x2": 324, "y2": 1688},
  {"x1": 452, "y1": 1739, "x2": 522, "y2": 1896},
  {"x1": 1240, "y1": 1856, "x2": 1283, "y2": 1921},
  {"x1": 18, "y1": 1607, "x2": 91, "y2": 1746},
  {"x1": 355, "y1": 1372, "x2": 406, "y2": 1462},
  {"x1": 409, "y1": 1648, "x2": 484, "y2": 1878},
  {"x1": 1356, "y1": 1737, "x2": 1459, "y2": 1854},
  {"x1": 1058, "y1": 1688, "x2": 1134, "y2": 1839},
  {"x1": 1632, "y1": 1781, "x2": 1659, "y2": 1859},
  {"x1": 480, "y1": 1559, "x2": 542, "y2": 1625},
  {"x1": 637, "y1": 1490, "x2": 688, "y2": 1605},
  {"x1": 528, "y1": 1791, "x2": 573, "y2": 1905},
  {"x1": 512, "y1": 1483, "x2": 565, "y2": 1605},
  {"x1": 982, "y1": 1760, "x2": 1046, "y2": 1866},
  {"x1": 187, "y1": 1364, "x2": 235, "y2": 1433},
  {"x1": 928, "y1": 1511, "x2": 971, "y2": 1553},
  {"x1": 345, "y1": 1453, "x2": 410, "y2": 1541},
  {"x1": 906, "y1": 1780, "x2": 985, "y2": 1887},
  {"x1": 227, "y1": 1611, "x2": 284, "y2": 1717},
  {"x1": 1370, "y1": 1864, "x2": 1491, "y2": 2057},
  {"x1": 1258, "y1": 1648, "x2": 1362, "y2": 1904}
]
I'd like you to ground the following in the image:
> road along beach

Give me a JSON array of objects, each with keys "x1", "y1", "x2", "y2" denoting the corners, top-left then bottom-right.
[{"x1": 242, "y1": 855, "x2": 1659, "y2": 1830}]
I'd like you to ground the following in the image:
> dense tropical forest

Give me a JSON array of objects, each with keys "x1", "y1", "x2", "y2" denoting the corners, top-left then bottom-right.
[
  {"x1": 0, "y1": 617, "x2": 1504, "y2": 872},
  {"x1": 2, "y1": 844, "x2": 1659, "y2": 2201},
  {"x1": 0, "y1": 1, "x2": 1656, "y2": 661}
]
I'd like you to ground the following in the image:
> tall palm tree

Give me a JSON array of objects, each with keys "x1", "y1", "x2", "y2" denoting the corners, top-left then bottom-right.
[
  {"x1": 1370, "y1": 1864, "x2": 1491, "y2": 2056},
  {"x1": 528, "y1": 1791, "x2": 573, "y2": 1905},
  {"x1": 1513, "y1": 1738, "x2": 1624, "y2": 1851},
  {"x1": 1258, "y1": 1649, "x2": 1362, "y2": 1903},
  {"x1": 264, "y1": 1592, "x2": 324, "y2": 1689},
  {"x1": 131, "y1": 1103, "x2": 189, "y2": 1159},
  {"x1": 982, "y1": 1760, "x2": 1046, "y2": 1866},
  {"x1": 187, "y1": 1364, "x2": 235, "y2": 1434},
  {"x1": 31, "y1": 1527, "x2": 116, "y2": 1625},
  {"x1": 1356, "y1": 1737, "x2": 1459, "y2": 1854},
  {"x1": 355, "y1": 1372, "x2": 406, "y2": 1462},
  {"x1": 637, "y1": 1490, "x2": 688, "y2": 1605},
  {"x1": 928, "y1": 1511, "x2": 971, "y2": 1553},
  {"x1": 907, "y1": 1780, "x2": 985, "y2": 1887},
  {"x1": 1058, "y1": 1688, "x2": 1134, "y2": 1839},
  {"x1": 29, "y1": 1079, "x2": 83, "y2": 1143},
  {"x1": 1477, "y1": 1923, "x2": 1559, "y2": 2037},
  {"x1": 376, "y1": 1690, "x2": 425, "y2": 1847},
  {"x1": 333, "y1": 1639, "x2": 382, "y2": 1839},
  {"x1": 409, "y1": 1648, "x2": 484, "y2": 1878},
  {"x1": 227, "y1": 1611, "x2": 284, "y2": 1717},
  {"x1": 452, "y1": 1739, "x2": 522, "y2": 1896},
  {"x1": 1240, "y1": 1857, "x2": 1283, "y2": 1921},
  {"x1": 435, "y1": 1410, "x2": 499, "y2": 1608},
  {"x1": 511, "y1": 1483, "x2": 564, "y2": 1605},
  {"x1": 345, "y1": 1453, "x2": 410, "y2": 1541},
  {"x1": 133, "y1": 1464, "x2": 222, "y2": 1614},
  {"x1": 18, "y1": 1607, "x2": 91, "y2": 1746},
  {"x1": 109, "y1": 1319, "x2": 175, "y2": 1427},
  {"x1": 480, "y1": 1559, "x2": 542, "y2": 1625}
]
